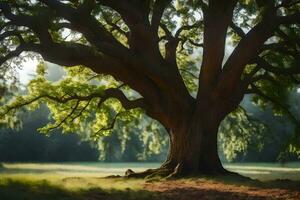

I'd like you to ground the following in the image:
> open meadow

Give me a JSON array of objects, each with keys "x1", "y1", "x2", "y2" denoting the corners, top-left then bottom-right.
[{"x1": 0, "y1": 162, "x2": 300, "y2": 200}]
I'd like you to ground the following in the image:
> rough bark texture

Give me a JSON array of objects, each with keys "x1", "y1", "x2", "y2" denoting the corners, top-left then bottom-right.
[{"x1": 159, "y1": 101, "x2": 228, "y2": 177}]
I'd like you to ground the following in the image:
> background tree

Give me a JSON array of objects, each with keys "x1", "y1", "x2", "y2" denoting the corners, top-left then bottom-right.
[
  {"x1": 0, "y1": 0, "x2": 299, "y2": 177},
  {"x1": 0, "y1": 106, "x2": 99, "y2": 162}
]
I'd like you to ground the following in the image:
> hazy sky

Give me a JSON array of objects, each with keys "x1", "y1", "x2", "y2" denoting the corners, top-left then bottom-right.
[
  {"x1": 19, "y1": 60, "x2": 65, "y2": 84},
  {"x1": 19, "y1": 59, "x2": 39, "y2": 84}
]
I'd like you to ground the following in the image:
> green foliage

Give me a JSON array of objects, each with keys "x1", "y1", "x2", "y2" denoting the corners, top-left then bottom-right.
[
  {"x1": 0, "y1": 63, "x2": 168, "y2": 161},
  {"x1": 219, "y1": 107, "x2": 270, "y2": 162}
]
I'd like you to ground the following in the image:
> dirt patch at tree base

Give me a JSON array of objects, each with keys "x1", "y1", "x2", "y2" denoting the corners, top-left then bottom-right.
[{"x1": 144, "y1": 179, "x2": 300, "y2": 200}]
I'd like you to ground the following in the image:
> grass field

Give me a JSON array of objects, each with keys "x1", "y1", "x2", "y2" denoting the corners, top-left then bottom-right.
[{"x1": 0, "y1": 162, "x2": 300, "y2": 200}]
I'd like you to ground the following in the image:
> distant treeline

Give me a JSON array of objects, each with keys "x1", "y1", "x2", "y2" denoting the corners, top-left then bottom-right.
[{"x1": 0, "y1": 106, "x2": 99, "y2": 162}]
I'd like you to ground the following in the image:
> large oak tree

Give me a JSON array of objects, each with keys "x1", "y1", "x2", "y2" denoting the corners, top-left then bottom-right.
[{"x1": 0, "y1": 0, "x2": 299, "y2": 177}]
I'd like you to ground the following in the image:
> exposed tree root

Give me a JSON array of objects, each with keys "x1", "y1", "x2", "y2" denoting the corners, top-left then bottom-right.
[
  {"x1": 121, "y1": 164, "x2": 251, "y2": 181},
  {"x1": 125, "y1": 167, "x2": 173, "y2": 179}
]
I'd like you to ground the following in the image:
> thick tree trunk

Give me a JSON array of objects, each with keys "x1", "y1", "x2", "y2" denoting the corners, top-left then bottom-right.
[
  {"x1": 161, "y1": 112, "x2": 226, "y2": 177},
  {"x1": 125, "y1": 109, "x2": 229, "y2": 178}
]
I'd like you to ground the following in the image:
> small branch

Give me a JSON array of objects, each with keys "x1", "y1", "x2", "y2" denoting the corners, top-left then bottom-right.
[
  {"x1": 249, "y1": 84, "x2": 299, "y2": 124},
  {"x1": 175, "y1": 21, "x2": 202, "y2": 39},
  {"x1": 187, "y1": 39, "x2": 203, "y2": 48},
  {"x1": 70, "y1": 99, "x2": 92, "y2": 122},
  {"x1": 230, "y1": 22, "x2": 246, "y2": 38},
  {"x1": 159, "y1": 23, "x2": 172, "y2": 38},
  {"x1": 2, "y1": 88, "x2": 147, "y2": 118},
  {"x1": 241, "y1": 65, "x2": 262, "y2": 88},
  {"x1": 103, "y1": 17, "x2": 129, "y2": 38},
  {"x1": 95, "y1": 111, "x2": 125, "y2": 134},
  {"x1": 256, "y1": 57, "x2": 300, "y2": 75},
  {"x1": 47, "y1": 100, "x2": 80, "y2": 131},
  {"x1": 179, "y1": 68, "x2": 198, "y2": 79}
]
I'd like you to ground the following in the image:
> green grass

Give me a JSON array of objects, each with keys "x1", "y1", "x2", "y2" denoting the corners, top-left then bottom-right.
[
  {"x1": 0, "y1": 162, "x2": 163, "y2": 200},
  {"x1": 0, "y1": 178, "x2": 160, "y2": 200},
  {"x1": 224, "y1": 162, "x2": 300, "y2": 181},
  {"x1": 1, "y1": 162, "x2": 300, "y2": 181},
  {"x1": 0, "y1": 162, "x2": 300, "y2": 200}
]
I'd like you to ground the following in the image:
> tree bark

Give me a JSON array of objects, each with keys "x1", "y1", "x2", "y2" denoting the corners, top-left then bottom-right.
[{"x1": 161, "y1": 110, "x2": 226, "y2": 177}]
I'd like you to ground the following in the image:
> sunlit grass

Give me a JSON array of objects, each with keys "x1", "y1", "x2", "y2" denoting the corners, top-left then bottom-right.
[
  {"x1": 0, "y1": 177, "x2": 158, "y2": 200},
  {"x1": 0, "y1": 163, "x2": 160, "y2": 200},
  {"x1": 0, "y1": 163, "x2": 159, "y2": 195},
  {"x1": 0, "y1": 162, "x2": 157, "y2": 191},
  {"x1": 1, "y1": 162, "x2": 300, "y2": 182},
  {"x1": 224, "y1": 162, "x2": 300, "y2": 181},
  {"x1": 1, "y1": 162, "x2": 160, "y2": 176},
  {"x1": 1, "y1": 162, "x2": 300, "y2": 200}
]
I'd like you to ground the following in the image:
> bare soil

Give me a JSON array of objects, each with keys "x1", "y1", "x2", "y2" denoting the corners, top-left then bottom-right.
[{"x1": 144, "y1": 179, "x2": 300, "y2": 200}]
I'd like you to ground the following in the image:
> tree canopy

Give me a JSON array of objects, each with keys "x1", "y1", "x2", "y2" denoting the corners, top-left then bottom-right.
[{"x1": 0, "y1": 0, "x2": 299, "y2": 176}]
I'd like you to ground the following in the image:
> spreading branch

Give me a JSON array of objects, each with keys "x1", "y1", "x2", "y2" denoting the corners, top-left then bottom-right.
[
  {"x1": 249, "y1": 84, "x2": 299, "y2": 124},
  {"x1": 198, "y1": 1, "x2": 237, "y2": 91},
  {"x1": 2, "y1": 87, "x2": 146, "y2": 114}
]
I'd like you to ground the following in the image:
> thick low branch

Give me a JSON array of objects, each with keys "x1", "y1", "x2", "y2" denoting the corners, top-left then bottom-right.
[
  {"x1": 198, "y1": 1, "x2": 237, "y2": 91},
  {"x1": 39, "y1": 0, "x2": 130, "y2": 61},
  {"x1": 217, "y1": 15, "x2": 277, "y2": 95},
  {"x1": 103, "y1": 88, "x2": 147, "y2": 110},
  {"x1": 0, "y1": 2, "x2": 35, "y2": 28}
]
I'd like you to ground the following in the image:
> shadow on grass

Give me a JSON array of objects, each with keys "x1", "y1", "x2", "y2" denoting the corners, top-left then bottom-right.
[
  {"x1": 1, "y1": 175, "x2": 300, "y2": 200},
  {"x1": 143, "y1": 174, "x2": 300, "y2": 200},
  {"x1": 199, "y1": 174, "x2": 300, "y2": 191},
  {"x1": 0, "y1": 179, "x2": 162, "y2": 200}
]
